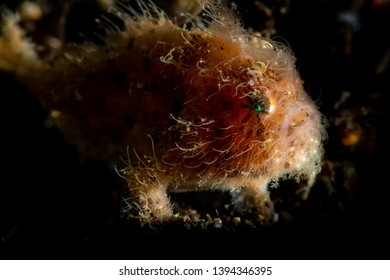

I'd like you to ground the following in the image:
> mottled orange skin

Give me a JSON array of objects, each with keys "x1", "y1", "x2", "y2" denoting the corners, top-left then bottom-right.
[{"x1": 0, "y1": 1, "x2": 326, "y2": 221}]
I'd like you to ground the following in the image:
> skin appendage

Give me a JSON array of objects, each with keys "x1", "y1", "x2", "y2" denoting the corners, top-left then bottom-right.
[{"x1": 0, "y1": 0, "x2": 327, "y2": 223}]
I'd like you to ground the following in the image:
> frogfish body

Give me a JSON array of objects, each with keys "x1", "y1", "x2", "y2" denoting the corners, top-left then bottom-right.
[{"x1": 0, "y1": 0, "x2": 327, "y2": 222}]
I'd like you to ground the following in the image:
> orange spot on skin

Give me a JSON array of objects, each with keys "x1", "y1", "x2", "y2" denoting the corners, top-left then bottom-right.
[{"x1": 342, "y1": 131, "x2": 360, "y2": 146}]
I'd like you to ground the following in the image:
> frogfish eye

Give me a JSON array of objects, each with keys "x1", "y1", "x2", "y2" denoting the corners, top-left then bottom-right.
[
  {"x1": 247, "y1": 94, "x2": 270, "y2": 114},
  {"x1": 253, "y1": 103, "x2": 263, "y2": 112}
]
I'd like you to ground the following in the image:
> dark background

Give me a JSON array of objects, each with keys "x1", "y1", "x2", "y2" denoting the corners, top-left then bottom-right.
[{"x1": 0, "y1": 0, "x2": 389, "y2": 259}]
